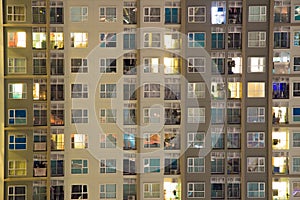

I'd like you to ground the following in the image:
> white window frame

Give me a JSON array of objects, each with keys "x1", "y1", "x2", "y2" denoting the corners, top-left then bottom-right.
[
  {"x1": 71, "y1": 83, "x2": 88, "y2": 98},
  {"x1": 8, "y1": 185, "x2": 26, "y2": 199},
  {"x1": 71, "y1": 109, "x2": 88, "y2": 123},
  {"x1": 8, "y1": 83, "x2": 27, "y2": 99},
  {"x1": 247, "y1": 82, "x2": 265, "y2": 98},
  {"x1": 187, "y1": 108, "x2": 205, "y2": 123},
  {"x1": 247, "y1": 157, "x2": 265, "y2": 172},
  {"x1": 188, "y1": 6, "x2": 206, "y2": 23},
  {"x1": 8, "y1": 160, "x2": 26, "y2": 176},
  {"x1": 143, "y1": 108, "x2": 161, "y2": 123},
  {"x1": 187, "y1": 182, "x2": 205, "y2": 198},
  {"x1": 144, "y1": 7, "x2": 161, "y2": 22},
  {"x1": 248, "y1": 6, "x2": 267, "y2": 22},
  {"x1": 70, "y1": 7, "x2": 88, "y2": 22},
  {"x1": 247, "y1": 107, "x2": 265, "y2": 123},
  {"x1": 247, "y1": 132, "x2": 265, "y2": 148},
  {"x1": 247, "y1": 57, "x2": 266, "y2": 72},
  {"x1": 99, "y1": 7, "x2": 117, "y2": 22},
  {"x1": 143, "y1": 32, "x2": 161, "y2": 48},
  {"x1": 248, "y1": 32, "x2": 266, "y2": 47},
  {"x1": 71, "y1": 58, "x2": 88, "y2": 73},
  {"x1": 100, "y1": 109, "x2": 117, "y2": 123},
  {"x1": 71, "y1": 184, "x2": 88, "y2": 200},
  {"x1": 247, "y1": 182, "x2": 265, "y2": 198},
  {"x1": 187, "y1": 157, "x2": 205, "y2": 173},
  {"x1": 8, "y1": 57, "x2": 26, "y2": 74},
  {"x1": 188, "y1": 57, "x2": 206, "y2": 73}
]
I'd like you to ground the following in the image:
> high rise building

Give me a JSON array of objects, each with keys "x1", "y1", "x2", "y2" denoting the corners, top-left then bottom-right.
[{"x1": 0, "y1": 0, "x2": 299, "y2": 199}]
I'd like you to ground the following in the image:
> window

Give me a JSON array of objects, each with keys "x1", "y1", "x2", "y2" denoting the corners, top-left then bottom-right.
[
  {"x1": 144, "y1": 133, "x2": 160, "y2": 148},
  {"x1": 228, "y1": 178, "x2": 241, "y2": 198},
  {"x1": 123, "y1": 2, "x2": 137, "y2": 24},
  {"x1": 164, "y1": 57, "x2": 180, "y2": 74},
  {"x1": 227, "y1": 127, "x2": 240, "y2": 149},
  {"x1": 211, "y1": 102, "x2": 225, "y2": 124},
  {"x1": 70, "y1": 32, "x2": 88, "y2": 48},
  {"x1": 144, "y1": 108, "x2": 161, "y2": 123},
  {"x1": 33, "y1": 52, "x2": 46, "y2": 75},
  {"x1": 8, "y1": 83, "x2": 27, "y2": 99},
  {"x1": 51, "y1": 78, "x2": 64, "y2": 101},
  {"x1": 8, "y1": 160, "x2": 26, "y2": 176},
  {"x1": 187, "y1": 108, "x2": 205, "y2": 123},
  {"x1": 164, "y1": 128, "x2": 180, "y2": 150},
  {"x1": 71, "y1": 185, "x2": 88, "y2": 200},
  {"x1": 164, "y1": 31, "x2": 181, "y2": 49},
  {"x1": 100, "y1": 84, "x2": 116, "y2": 98},
  {"x1": 144, "y1": 83, "x2": 160, "y2": 98},
  {"x1": 188, "y1": 57, "x2": 205, "y2": 73},
  {"x1": 50, "y1": 52, "x2": 64, "y2": 75},
  {"x1": 295, "y1": 5, "x2": 300, "y2": 21},
  {"x1": 8, "y1": 57, "x2": 26, "y2": 74},
  {"x1": 123, "y1": 154, "x2": 136, "y2": 174},
  {"x1": 50, "y1": 103, "x2": 64, "y2": 126},
  {"x1": 274, "y1": 30, "x2": 290, "y2": 48},
  {"x1": 123, "y1": 108, "x2": 136, "y2": 125},
  {"x1": 228, "y1": 26, "x2": 242, "y2": 49},
  {"x1": 228, "y1": 1, "x2": 242, "y2": 24},
  {"x1": 100, "y1": 184, "x2": 116, "y2": 199},
  {"x1": 33, "y1": 181, "x2": 47, "y2": 200},
  {"x1": 9, "y1": 134, "x2": 26, "y2": 150},
  {"x1": 228, "y1": 53, "x2": 243, "y2": 74},
  {"x1": 50, "y1": 0, "x2": 63, "y2": 24},
  {"x1": 100, "y1": 133, "x2": 117, "y2": 148},
  {"x1": 71, "y1": 58, "x2": 88, "y2": 73},
  {"x1": 188, "y1": 83, "x2": 205, "y2": 98},
  {"x1": 123, "y1": 57, "x2": 137, "y2": 75},
  {"x1": 144, "y1": 183, "x2": 160, "y2": 198},
  {"x1": 294, "y1": 56, "x2": 300, "y2": 72},
  {"x1": 8, "y1": 186, "x2": 26, "y2": 199},
  {"x1": 248, "y1": 57, "x2": 266, "y2": 72},
  {"x1": 187, "y1": 182, "x2": 205, "y2": 198},
  {"x1": 124, "y1": 130, "x2": 136, "y2": 150},
  {"x1": 165, "y1": 4, "x2": 180, "y2": 24},
  {"x1": 187, "y1": 157, "x2": 205, "y2": 173},
  {"x1": 247, "y1": 107, "x2": 265, "y2": 123},
  {"x1": 144, "y1": 32, "x2": 161, "y2": 48},
  {"x1": 247, "y1": 132, "x2": 265, "y2": 148},
  {"x1": 293, "y1": 108, "x2": 300, "y2": 122},
  {"x1": 71, "y1": 133, "x2": 88, "y2": 149},
  {"x1": 33, "y1": 154, "x2": 47, "y2": 177},
  {"x1": 227, "y1": 152, "x2": 240, "y2": 174},
  {"x1": 70, "y1": 7, "x2": 88, "y2": 22},
  {"x1": 123, "y1": 178, "x2": 137, "y2": 199},
  {"x1": 8, "y1": 32, "x2": 26, "y2": 48},
  {"x1": 188, "y1": 7, "x2": 206, "y2": 23},
  {"x1": 164, "y1": 157, "x2": 180, "y2": 175},
  {"x1": 71, "y1": 159, "x2": 88, "y2": 174},
  {"x1": 249, "y1": 6, "x2": 267, "y2": 22},
  {"x1": 33, "y1": 103, "x2": 47, "y2": 126},
  {"x1": 247, "y1": 182, "x2": 265, "y2": 198},
  {"x1": 144, "y1": 7, "x2": 160, "y2": 22},
  {"x1": 188, "y1": 132, "x2": 205, "y2": 148},
  {"x1": 211, "y1": 29, "x2": 225, "y2": 49},
  {"x1": 100, "y1": 109, "x2": 116, "y2": 123},
  {"x1": 50, "y1": 27, "x2": 64, "y2": 49},
  {"x1": 227, "y1": 78, "x2": 242, "y2": 99},
  {"x1": 8, "y1": 109, "x2": 27, "y2": 125},
  {"x1": 211, "y1": 57, "x2": 225, "y2": 74},
  {"x1": 100, "y1": 159, "x2": 116, "y2": 173},
  {"x1": 274, "y1": 0, "x2": 290, "y2": 23},
  {"x1": 71, "y1": 109, "x2": 88, "y2": 123},
  {"x1": 144, "y1": 158, "x2": 160, "y2": 173},
  {"x1": 71, "y1": 84, "x2": 88, "y2": 98},
  {"x1": 100, "y1": 33, "x2": 117, "y2": 48},
  {"x1": 211, "y1": 178, "x2": 225, "y2": 199},
  {"x1": 211, "y1": 77, "x2": 225, "y2": 100},
  {"x1": 143, "y1": 57, "x2": 159, "y2": 73},
  {"x1": 7, "y1": 5, "x2": 25, "y2": 22},
  {"x1": 211, "y1": 1, "x2": 226, "y2": 24},
  {"x1": 293, "y1": 82, "x2": 300, "y2": 96},
  {"x1": 294, "y1": 31, "x2": 300, "y2": 46},
  {"x1": 99, "y1": 58, "x2": 116, "y2": 73},
  {"x1": 32, "y1": 27, "x2": 46, "y2": 49},
  {"x1": 51, "y1": 154, "x2": 64, "y2": 176},
  {"x1": 123, "y1": 82, "x2": 136, "y2": 100},
  {"x1": 123, "y1": 29, "x2": 136, "y2": 50},
  {"x1": 32, "y1": 3, "x2": 43, "y2": 23},
  {"x1": 164, "y1": 102, "x2": 181, "y2": 125},
  {"x1": 211, "y1": 127, "x2": 224, "y2": 149},
  {"x1": 248, "y1": 32, "x2": 266, "y2": 47},
  {"x1": 248, "y1": 82, "x2": 265, "y2": 97},
  {"x1": 293, "y1": 132, "x2": 300, "y2": 147},
  {"x1": 51, "y1": 128, "x2": 64, "y2": 150},
  {"x1": 99, "y1": 7, "x2": 116, "y2": 22},
  {"x1": 293, "y1": 157, "x2": 300, "y2": 173},
  {"x1": 188, "y1": 32, "x2": 205, "y2": 48},
  {"x1": 292, "y1": 181, "x2": 300, "y2": 197},
  {"x1": 211, "y1": 152, "x2": 225, "y2": 173},
  {"x1": 247, "y1": 157, "x2": 265, "y2": 172}
]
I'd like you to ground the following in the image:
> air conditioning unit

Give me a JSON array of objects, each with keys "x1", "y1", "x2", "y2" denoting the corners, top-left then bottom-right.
[
  {"x1": 170, "y1": 169, "x2": 178, "y2": 175},
  {"x1": 128, "y1": 195, "x2": 135, "y2": 200}
]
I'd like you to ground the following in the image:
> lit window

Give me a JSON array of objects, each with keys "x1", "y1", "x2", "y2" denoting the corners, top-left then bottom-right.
[
  {"x1": 99, "y1": 58, "x2": 116, "y2": 73},
  {"x1": 9, "y1": 134, "x2": 26, "y2": 150},
  {"x1": 50, "y1": 103, "x2": 64, "y2": 125},
  {"x1": 100, "y1": 184, "x2": 116, "y2": 199},
  {"x1": 247, "y1": 82, "x2": 265, "y2": 97},
  {"x1": 7, "y1": 5, "x2": 25, "y2": 22},
  {"x1": 70, "y1": 7, "x2": 88, "y2": 22},
  {"x1": 248, "y1": 6, "x2": 267, "y2": 22},
  {"x1": 33, "y1": 79, "x2": 47, "y2": 101},
  {"x1": 71, "y1": 109, "x2": 88, "y2": 123},
  {"x1": 71, "y1": 58, "x2": 88, "y2": 73},
  {"x1": 188, "y1": 83, "x2": 205, "y2": 98},
  {"x1": 247, "y1": 132, "x2": 265, "y2": 148},
  {"x1": 144, "y1": 83, "x2": 160, "y2": 98},
  {"x1": 187, "y1": 157, "x2": 205, "y2": 173},
  {"x1": 32, "y1": 27, "x2": 46, "y2": 49},
  {"x1": 99, "y1": 7, "x2": 116, "y2": 22},
  {"x1": 8, "y1": 83, "x2": 27, "y2": 99},
  {"x1": 164, "y1": 32, "x2": 181, "y2": 49},
  {"x1": 228, "y1": 54, "x2": 242, "y2": 74},
  {"x1": 188, "y1": 57, "x2": 205, "y2": 73},
  {"x1": 247, "y1": 182, "x2": 265, "y2": 198},
  {"x1": 71, "y1": 133, "x2": 88, "y2": 149},
  {"x1": 99, "y1": 33, "x2": 116, "y2": 48},
  {"x1": 8, "y1": 57, "x2": 26, "y2": 74},
  {"x1": 187, "y1": 108, "x2": 205, "y2": 123},
  {"x1": 51, "y1": 128, "x2": 64, "y2": 150},
  {"x1": 211, "y1": 1, "x2": 226, "y2": 24},
  {"x1": 8, "y1": 109, "x2": 27, "y2": 125},
  {"x1": 248, "y1": 57, "x2": 266, "y2": 73},
  {"x1": 188, "y1": 7, "x2": 206, "y2": 23},
  {"x1": 164, "y1": 57, "x2": 180, "y2": 74},
  {"x1": 143, "y1": 58, "x2": 159, "y2": 73},
  {"x1": 50, "y1": 28, "x2": 64, "y2": 49},
  {"x1": 71, "y1": 159, "x2": 88, "y2": 174},
  {"x1": 293, "y1": 107, "x2": 300, "y2": 122},
  {"x1": 70, "y1": 32, "x2": 88, "y2": 48},
  {"x1": 8, "y1": 186, "x2": 26, "y2": 199},
  {"x1": 71, "y1": 84, "x2": 88, "y2": 98},
  {"x1": 144, "y1": 133, "x2": 160, "y2": 148},
  {"x1": 187, "y1": 182, "x2": 205, "y2": 198},
  {"x1": 227, "y1": 79, "x2": 242, "y2": 99},
  {"x1": 144, "y1": 32, "x2": 161, "y2": 48},
  {"x1": 247, "y1": 157, "x2": 265, "y2": 172},
  {"x1": 248, "y1": 32, "x2": 266, "y2": 47},
  {"x1": 71, "y1": 185, "x2": 88, "y2": 200},
  {"x1": 144, "y1": 158, "x2": 160, "y2": 173},
  {"x1": 247, "y1": 107, "x2": 265, "y2": 123},
  {"x1": 144, "y1": 183, "x2": 160, "y2": 198},
  {"x1": 188, "y1": 32, "x2": 205, "y2": 48},
  {"x1": 100, "y1": 109, "x2": 116, "y2": 123},
  {"x1": 143, "y1": 108, "x2": 161, "y2": 123},
  {"x1": 144, "y1": 7, "x2": 160, "y2": 22},
  {"x1": 100, "y1": 159, "x2": 116, "y2": 173},
  {"x1": 8, "y1": 32, "x2": 26, "y2": 48},
  {"x1": 188, "y1": 132, "x2": 205, "y2": 148}
]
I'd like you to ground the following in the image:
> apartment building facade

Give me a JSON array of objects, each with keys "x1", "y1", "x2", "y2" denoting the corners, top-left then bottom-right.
[{"x1": 1, "y1": 0, "x2": 300, "y2": 199}]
